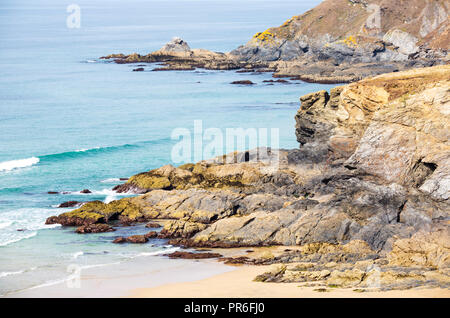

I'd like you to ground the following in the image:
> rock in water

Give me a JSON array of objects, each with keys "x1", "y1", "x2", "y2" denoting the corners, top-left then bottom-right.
[
  {"x1": 159, "y1": 37, "x2": 191, "y2": 53},
  {"x1": 145, "y1": 222, "x2": 161, "y2": 228},
  {"x1": 58, "y1": 201, "x2": 82, "y2": 208},
  {"x1": 113, "y1": 235, "x2": 148, "y2": 244},
  {"x1": 144, "y1": 231, "x2": 158, "y2": 239},
  {"x1": 76, "y1": 224, "x2": 115, "y2": 234},
  {"x1": 230, "y1": 80, "x2": 255, "y2": 85}
]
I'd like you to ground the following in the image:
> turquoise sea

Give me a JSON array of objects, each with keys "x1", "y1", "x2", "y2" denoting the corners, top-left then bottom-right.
[{"x1": 0, "y1": 0, "x2": 329, "y2": 296}]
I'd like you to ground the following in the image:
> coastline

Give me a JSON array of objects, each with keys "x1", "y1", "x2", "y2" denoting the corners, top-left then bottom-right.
[
  {"x1": 128, "y1": 264, "x2": 450, "y2": 298},
  {"x1": 5, "y1": 255, "x2": 233, "y2": 298}
]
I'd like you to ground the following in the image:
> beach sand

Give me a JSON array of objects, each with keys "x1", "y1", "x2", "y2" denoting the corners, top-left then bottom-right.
[{"x1": 129, "y1": 264, "x2": 450, "y2": 298}]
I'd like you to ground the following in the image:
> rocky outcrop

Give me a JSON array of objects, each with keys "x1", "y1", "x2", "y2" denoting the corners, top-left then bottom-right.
[
  {"x1": 47, "y1": 66, "x2": 450, "y2": 290},
  {"x1": 76, "y1": 224, "x2": 115, "y2": 234},
  {"x1": 230, "y1": 80, "x2": 255, "y2": 85},
  {"x1": 232, "y1": 0, "x2": 449, "y2": 63},
  {"x1": 101, "y1": 37, "x2": 247, "y2": 72},
  {"x1": 101, "y1": 1, "x2": 448, "y2": 83},
  {"x1": 113, "y1": 234, "x2": 149, "y2": 244},
  {"x1": 57, "y1": 201, "x2": 83, "y2": 208}
]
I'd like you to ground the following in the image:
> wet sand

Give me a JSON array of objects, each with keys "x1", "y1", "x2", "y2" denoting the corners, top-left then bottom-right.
[{"x1": 129, "y1": 264, "x2": 450, "y2": 298}]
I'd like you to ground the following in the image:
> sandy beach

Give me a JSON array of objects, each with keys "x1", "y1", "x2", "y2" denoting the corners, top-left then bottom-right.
[{"x1": 129, "y1": 264, "x2": 450, "y2": 298}]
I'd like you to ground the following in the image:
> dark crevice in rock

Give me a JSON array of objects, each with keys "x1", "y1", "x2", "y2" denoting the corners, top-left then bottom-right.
[{"x1": 406, "y1": 159, "x2": 437, "y2": 188}]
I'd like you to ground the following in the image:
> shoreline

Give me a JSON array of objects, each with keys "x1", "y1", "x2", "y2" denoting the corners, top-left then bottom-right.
[
  {"x1": 4, "y1": 256, "x2": 234, "y2": 298},
  {"x1": 128, "y1": 263, "x2": 450, "y2": 298}
]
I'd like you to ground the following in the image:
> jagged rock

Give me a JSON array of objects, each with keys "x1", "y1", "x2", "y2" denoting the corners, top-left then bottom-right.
[
  {"x1": 113, "y1": 235, "x2": 148, "y2": 244},
  {"x1": 45, "y1": 211, "x2": 105, "y2": 226},
  {"x1": 160, "y1": 37, "x2": 191, "y2": 53},
  {"x1": 76, "y1": 224, "x2": 115, "y2": 234},
  {"x1": 58, "y1": 201, "x2": 82, "y2": 208},
  {"x1": 232, "y1": 0, "x2": 448, "y2": 64},
  {"x1": 46, "y1": 198, "x2": 150, "y2": 227},
  {"x1": 80, "y1": 189, "x2": 92, "y2": 194},
  {"x1": 230, "y1": 80, "x2": 255, "y2": 85}
]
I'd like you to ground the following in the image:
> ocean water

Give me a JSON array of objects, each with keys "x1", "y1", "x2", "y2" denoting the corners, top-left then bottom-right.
[{"x1": 0, "y1": 0, "x2": 330, "y2": 296}]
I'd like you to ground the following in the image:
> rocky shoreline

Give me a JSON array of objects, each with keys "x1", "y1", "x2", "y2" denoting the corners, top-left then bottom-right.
[
  {"x1": 46, "y1": 65, "x2": 450, "y2": 291},
  {"x1": 99, "y1": 0, "x2": 448, "y2": 84},
  {"x1": 99, "y1": 36, "x2": 443, "y2": 84}
]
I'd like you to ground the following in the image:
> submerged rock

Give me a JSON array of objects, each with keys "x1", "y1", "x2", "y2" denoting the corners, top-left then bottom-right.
[{"x1": 230, "y1": 80, "x2": 255, "y2": 85}]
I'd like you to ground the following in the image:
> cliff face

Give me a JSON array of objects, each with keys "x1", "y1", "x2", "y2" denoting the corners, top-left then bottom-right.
[
  {"x1": 232, "y1": 0, "x2": 449, "y2": 63},
  {"x1": 47, "y1": 65, "x2": 450, "y2": 290},
  {"x1": 295, "y1": 66, "x2": 450, "y2": 201}
]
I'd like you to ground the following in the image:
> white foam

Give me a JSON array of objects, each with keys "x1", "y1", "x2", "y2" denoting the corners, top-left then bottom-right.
[
  {"x1": 80, "y1": 262, "x2": 121, "y2": 270},
  {"x1": 75, "y1": 146, "x2": 100, "y2": 152},
  {"x1": 72, "y1": 251, "x2": 84, "y2": 260},
  {"x1": 0, "y1": 208, "x2": 62, "y2": 247},
  {"x1": 100, "y1": 178, "x2": 121, "y2": 183},
  {"x1": 104, "y1": 195, "x2": 117, "y2": 204},
  {"x1": 27, "y1": 277, "x2": 70, "y2": 290},
  {"x1": 133, "y1": 247, "x2": 180, "y2": 258},
  {"x1": 0, "y1": 157, "x2": 39, "y2": 172},
  {"x1": 0, "y1": 270, "x2": 25, "y2": 279},
  {"x1": 0, "y1": 221, "x2": 13, "y2": 229},
  {"x1": 76, "y1": 188, "x2": 134, "y2": 197},
  {"x1": 0, "y1": 232, "x2": 37, "y2": 247}
]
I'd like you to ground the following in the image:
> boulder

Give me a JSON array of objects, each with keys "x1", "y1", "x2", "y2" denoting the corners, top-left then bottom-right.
[
  {"x1": 76, "y1": 224, "x2": 115, "y2": 234},
  {"x1": 58, "y1": 201, "x2": 82, "y2": 208},
  {"x1": 230, "y1": 80, "x2": 255, "y2": 85}
]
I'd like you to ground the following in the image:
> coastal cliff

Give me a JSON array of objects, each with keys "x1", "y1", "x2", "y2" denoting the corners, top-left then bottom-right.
[
  {"x1": 47, "y1": 65, "x2": 450, "y2": 290},
  {"x1": 101, "y1": 0, "x2": 449, "y2": 83}
]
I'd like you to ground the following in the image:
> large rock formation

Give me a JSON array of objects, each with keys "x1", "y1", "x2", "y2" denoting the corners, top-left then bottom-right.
[
  {"x1": 47, "y1": 65, "x2": 450, "y2": 290},
  {"x1": 101, "y1": 0, "x2": 449, "y2": 83},
  {"x1": 232, "y1": 0, "x2": 449, "y2": 63}
]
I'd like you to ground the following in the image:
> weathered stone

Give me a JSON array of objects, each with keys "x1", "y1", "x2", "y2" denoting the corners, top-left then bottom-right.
[{"x1": 76, "y1": 224, "x2": 115, "y2": 234}]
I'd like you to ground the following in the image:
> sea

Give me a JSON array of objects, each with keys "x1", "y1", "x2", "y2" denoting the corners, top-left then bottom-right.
[{"x1": 0, "y1": 0, "x2": 330, "y2": 296}]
